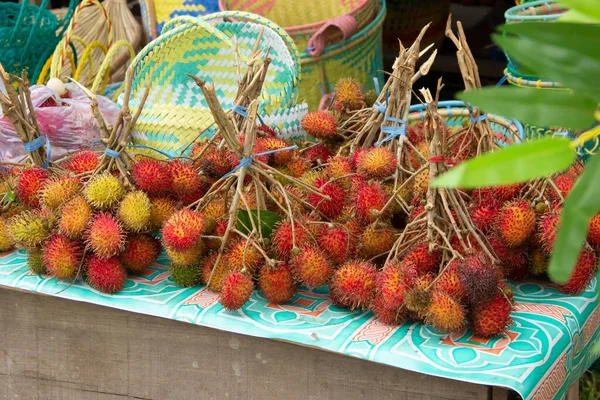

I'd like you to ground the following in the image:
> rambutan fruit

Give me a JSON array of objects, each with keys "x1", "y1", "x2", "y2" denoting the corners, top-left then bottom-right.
[
  {"x1": 302, "y1": 111, "x2": 337, "y2": 139},
  {"x1": 356, "y1": 147, "x2": 397, "y2": 180},
  {"x1": 64, "y1": 150, "x2": 99, "y2": 174},
  {"x1": 371, "y1": 294, "x2": 406, "y2": 326},
  {"x1": 433, "y1": 260, "x2": 467, "y2": 300},
  {"x1": 317, "y1": 225, "x2": 352, "y2": 265},
  {"x1": 220, "y1": 271, "x2": 254, "y2": 310},
  {"x1": 568, "y1": 163, "x2": 584, "y2": 178},
  {"x1": 58, "y1": 196, "x2": 92, "y2": 239},
  {"x1": 404, "y1": 286, "x2": 432, "y2": 315},
  {"x1": 529, "y1": 247, "x2": 548, "y2": 276},
  {"x1": 359, "y1": 225, "x2": 395, "y2": 259},
  {"x1": 8, "y1": 211, "x2": 49, "y2": 250},
  {"x1": 43, "y1": 234, "x2": 82, "y2": 280},
  {"x1": 27, "y1": 250, "x2": 47, "y2": 274},
  {"x1": 226, "y1": 239, "x2": 264, "y2": 275},
  {"x1": 149, "y1": 197, "x2": 177, "y2": 231},
  {"x1": 286, "y1": 157, "x2": 311, "y2": 178},
  {"x1": 496, "y1": 200, "x2": 535, "y2": 247},
  {"x1": 403, "y1": 243, "x2": 441, "y2": 276},
  {"x1": 170, "y1": 160, "x2": 201, "y2": 196},
  {"x1": 201, "y1": 253, "x2": 231, "y2": 292},
  {"x1": 205, "y1": 220, "x2": 235, "y2": 251},
  {"x1": 486, "y1": 233, "x2": 528, "y2": 281},
  {"x1": 425, "y1": 291, "x2": 466, "y2": 333},
  {"x1": 558, "y1": 248, "x2": 597, "y2": 294},
  {"x1": 376, "y1": 261, "x2": 417, "y2": 310},
  {"x1": 459, "y1": 254, "x2": 500, "y2": 306},
  {"x1": 355, "y1": 182, "x2": 389, "y2": 224},
  {"x1": 121, "y1": 234, "x2": 160, "y2": 273},
  {"x1": 333, "y1": 77, "x2": 365, "y2": 113},
  {"x1": 305, "y1": 144, "x2": 333, "y2": 165},
  {"x1": 330, "y1": 261, "x2": 377, "y2": 310},
  {"x1": 199, "y1": 149, "x2": 238, "y2": 179},
  {"x1": 291, "y1": 246, "x2": 332, "y2": 287},
  {"x1": 261, "y1": 137, "x2": 295, "y2": 166},
  {"x1": 492, "y1": 184, "x2": 523, "y2": 203},
  {"x1": 85, "y1": 256, "x2": 127, "y2": 293},
  {"x1": 470, "y1": 291, "x2": 512, "y2": 337},
  {"x1": 171, "y1": 263, "x2": 202, "y2": 287},
  {"x1": 407, "y1": 123, "x2": 425, "y2": 145},
  {"x1": 117, "y1": 191, "x2": 151, "y2": 232},
  {"x1": 0, "y1": 217, "x2": 14, "y2": 252},
  {"x1": 407, "y1": 141, "x2": 428, "y2": 169},
  {"x1": 165, "y1": 242, "x2": 203, "y2": 267},
  {"x1": 548, "y1": 173, "x2": 575, "y2": 203},
  {"x1": 16, "y1": 167, "x2": 48, "y2": 207},
  {"x1": 203, "y1": 199, "x2": 226, "y2": 233},
  {"x1": 84, "y1": 172, "x2": 125, "y2": 209},
  {"x1": 257, "y1": 124, "x2": 277, "y2": 137},
  {"x1": 87, "y1": 213, "x2": 124, "y2": 259},
  {"x1": 587, "y1": 214, "x2": 600, "y2": 249},
  {"x1": 413, "y1": 170, "x2": 429, "y2": 198},
  {"x1": 449, "y1": 233, "x2": 482, "y2": 256},
  {"x1": 132, "y1": 159, "x2": 172, "y2": 195},
  {"x1": 470, "y1": 202, "x2": 499, "y2": 233},
  {"x1": 161, "y1": 209, "x2": 204, "y2": 251},
  {"x1": 259, "y1": 263, "x2": 297, "y2": 304},
  {"x1": 272, "y1": 220, "x2": 312, "y2": 259},
  {"x1": 538, "y1": 209, "x2": 561, "y2": 252},
  {"x1": 308, "y1": 177, "x2": 346, "y2": 219},
  {"x1": 40, "y1": 176, "x2": 80, "y2": 209},
  {"x1": 324, "y1": 156, "x2": 354, "y2": 186}
]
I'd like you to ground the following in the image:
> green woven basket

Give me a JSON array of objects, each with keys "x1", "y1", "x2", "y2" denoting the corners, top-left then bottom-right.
[{"x1": 127, "y1": 12, "x2": 301, "y2": 157}]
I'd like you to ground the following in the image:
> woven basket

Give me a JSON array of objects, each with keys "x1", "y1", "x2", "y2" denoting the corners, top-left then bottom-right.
[
  {"x1": 0, "y1": 0, "x2": 77, "y2": 83},
  {"x1": 218, "y1": 0, "x2": 376, "y2": 55},
  {"x1": 382, "y1": 0, "x2": 450, "y2": 68},
  {"x1": 139, "y1": 0, "x2": 220, "y2": 41},
  {"x1": 127, "y1": 12, "x2": 302, "y2": 157},
  {"x1": 504, "y1": 0, "x2": 567, "y2": 84},
  {"x1": 407, "y1": 100, "x2": 524, "y2": 146}
]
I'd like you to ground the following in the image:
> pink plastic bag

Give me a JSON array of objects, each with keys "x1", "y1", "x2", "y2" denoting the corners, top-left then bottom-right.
[{"x1": 0, "y1": 83, "x2": 120, "y2": 163}]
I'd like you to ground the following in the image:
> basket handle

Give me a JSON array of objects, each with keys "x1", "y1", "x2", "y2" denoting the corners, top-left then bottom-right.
[{"x1": 306, "y1": 14, "x2": 358, "y2": 57}]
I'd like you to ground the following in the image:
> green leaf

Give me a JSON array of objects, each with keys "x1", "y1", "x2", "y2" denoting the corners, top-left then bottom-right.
[
  {"x1": 459, "y1": 87, "x2": 597, "y2": 130},
  {"x1": 236, "y1": 209, "x2": 282, "y2": 238},
  {"x1": 432, "y1": 137, "x2": 575, "y2": 188},
  {"x1": 559, "y1": 9, "x2": 600, "y2": 23},
  {"x1": 548, "y1": 152, "x2": 600, "y2": 283},
  {"x1": 494, "y1": 24, "x2": 600, "y2": 101},
  {"x1": 559, "y1": 0, "x2": 600, "y2": 20},
  {"x1": 2, "y1": 189, "x2": 14, "y2": 205}
]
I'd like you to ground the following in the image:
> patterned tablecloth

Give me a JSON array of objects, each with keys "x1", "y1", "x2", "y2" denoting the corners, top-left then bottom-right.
[{"x1": 0, "y1": 248, "x2": 598, "y2": 400}]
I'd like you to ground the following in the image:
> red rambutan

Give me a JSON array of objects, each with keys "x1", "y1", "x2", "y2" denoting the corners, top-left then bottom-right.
[
  {"x1": 58, "y1": 195, "x2": 92, "y2": 239},
  {"x1": 331, "y1": 261, "x2": 377, "y2": 311},
  {"x1": 272, "y1": 220, "x2": 313, "y2": 259},
  {"x1": 64, "y1": 150, "x2": 99, "y2": 175},
  {"x1": 201, "y1": 253, "x2": 231, "y2": 292},
  {"x1": 333, "y1": 77, "x2": 365, "y2": 113},
  {"x1": 258, "y1": 263, "x2": 297, "y2": 304},
  {"x1": 226, "y1": 239, "x2": 264, "y2": 275},
  {"x1": 371, "y1": 294, "x2": 406, "y2": 326},
  {"x1": 376, "y1": 261, "x2": 417, "y2": 310},
  {"x1": 356, "y1": 147, "x2": 397, "y2": 180},
  {"x1": 305, "y1": 143, "x2": 333, "y2": 165},
  {"x1": 43, "y1": 234, "x2": 82, "y2": 280},
  {"x1": 16, "y1": 167, "x2": 48, "y2": 207},
  {"x1": 162, "y1": 209, "x2": 204, "y2": 251},
  {"x1": 470, "y1": 291, "x2": 512, "y2": 337},
  {"x1": 317, "y1": 225, "x2": 352, "y2": 265},
  {"x1": 220, "y1": 271, "x2": 254, "y2": 310},
  {"x1": 86, "y1": 256, "x2": 127, "y2": 294},
  {"x1": 486, "y1": 233, "x2": 528, "y2": 281},
  {"x1": 259, "y1": 137, "x2": 295, "y2": 166},
  {"x1": 359, "y1": 225, "x2": 395, "y2": 260},
  {"x1": 301, "y1": 111, "x2": 337, "y2": 139},
  {"x1": 403, "y1": 243, "x2": 441, "y2": 276},
  {"x1": 355, "y1": 182, "x2": 388, "y2": 224},
  {"x1": 170, "y1": 160, "x2": 201, "y2": 196},
  {"x1": 308, "y1": 177, "x2": 346, "y2": 219},
  {"x1": 149, "y1": 197, "x2": 177, "y2": 231},
  {"x1": 198, "y1": 149, "x2": 238, "y2": 179},
  {"x1": 588, "y1": 214, "x2": 600, "y2": 249},
  {"x1": 291, "y1": 246, "x2": 332, "y2": 287},
  {"x1": 257, "y1": 124, "x2": 277, "y2": 137},
  {"x1": 496, "y1": 200, "x2": 535, "y2": 247},
  {"x1": 121, "y1": 234, "x2": 161, "y2": 273},
  {"x1": 558, "y1": 248, "x2": 597, "y2": 294},
  {"x1": 548, "y1": 173, "x2": 575, "y2": 203},
  {"x1": 470, "y1": 202, "x2": 499, "y2": 233},
  {"x1": 459, "y1": 254, "x2": 500, "y2": 306},
  {"x1": 87, "y1": 213, "x2": 125, "y2": 258},
  {"x1": 425, "y1": 291, "x2": 466, "y2": 333},
  {"x1": 538, "y1": 209, "x2": 561, "y2": 252},
  {"x1": 433, "y1": 260, "x2": 467, "y2": 300},
  {"x1": 132, "y1": 159, "x2": 172, "y2": 195}
]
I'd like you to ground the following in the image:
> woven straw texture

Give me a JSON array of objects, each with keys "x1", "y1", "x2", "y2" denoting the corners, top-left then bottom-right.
[
  {"x1": 218, "y1": 0, "x2": 376, "y2": 53},
  {"x1": 299, "y1": 0, "x2": 385, "y2": 110},
  {"x1": 139, "y1": 0, "x2": 220, "y2": 41},
  {"x1": 408, "y1": 101, "x2": 524, "y2": 146},
  {"x1": 127, "y1": 13, "x2": 300, "y2": 157}
]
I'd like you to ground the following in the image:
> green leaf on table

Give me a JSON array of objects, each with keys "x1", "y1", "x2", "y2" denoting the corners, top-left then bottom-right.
[
  {"x1": 459, "y1": 87, "x2": 597, "y2": 130},
  {"x1": 548, "y1": 153, "x2": 600, "y2": 283},
  {"x1": 494, "y1": 24, "x2": 600, "y2": 101},
  {"x1": 558, "y1": 0, "x2": 600, "y2": 21},
  {"x1": 559, "y1": 9, "x2": 600, "y2": 23},
  {"x1": 432, "y1": 137, "x2": 575, "y2": 188},
  {"x1": 237, "y1": 209, "x2": 282, "y2": 238}
]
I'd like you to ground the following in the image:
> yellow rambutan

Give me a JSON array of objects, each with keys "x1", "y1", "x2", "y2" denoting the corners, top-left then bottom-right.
[
  {"x1": 118, "y1": 190, "x2": 152, "y2": 232},
  {"x1": 84, "y1": 172, "x2": 125, "y2": 209}
]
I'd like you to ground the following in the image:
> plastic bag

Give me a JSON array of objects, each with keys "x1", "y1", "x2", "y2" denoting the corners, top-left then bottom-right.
[{"x1": 0, "y1": 83, "x2": 120, "y2": 163}]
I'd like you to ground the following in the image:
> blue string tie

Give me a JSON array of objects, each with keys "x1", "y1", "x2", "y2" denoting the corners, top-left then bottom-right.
[
  {"x1": 23, "y1": 134, "x2": 51, "y2": 168},
  {"x1": 371, "y1": 77, "x2": 388, "y2": 114},
  {"x1": 465, "y1": 102, "x2": 488, "y2": 123},
  {"x1": 496, "y1": 74, "x2": 509, "y2": 87},
  {"x1": 104, "y1": 148, "x2": 121, "y2": 158},
  {"x1": 223, "y1": 145, "x2": 298, "y2": 178},
  {"x1": 232, "y1": 105, "x2": 248, "y2": 118},
  {"x1": 375, "y1": 116, "x2": 407, "y2": 147}
]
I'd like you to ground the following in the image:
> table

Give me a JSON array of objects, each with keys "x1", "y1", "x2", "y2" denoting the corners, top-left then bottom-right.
[{"x1": 0, "y1": 249, "x2": 596, "y2": 399}]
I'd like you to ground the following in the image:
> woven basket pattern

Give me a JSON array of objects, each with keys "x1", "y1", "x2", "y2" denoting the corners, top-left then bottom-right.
[
  {"x1": 139, "y1": 0, "x2": 220, "y2": 40},
  {"x1": 299, "y1": 0, "x2": 385, "y2": 110},
  {"x1": 128, "y1": 13, "x2": 300, "y2": 157},
  {"x1": 218, "y1": 0, "x2": 375, "y2": 52}
]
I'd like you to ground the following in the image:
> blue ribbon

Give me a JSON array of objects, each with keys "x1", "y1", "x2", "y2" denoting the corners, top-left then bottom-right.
[
  {"x1": 496, "y1": 74, "x2": 509, "y2": 87},
  {"x1": 375, "y1": 116, "x2": 407, "y2": 147},
  {"x1": 372, "y1": 77, "x2": 388, "y2": 114},
  {"x1": 23, "y1": 134, "x2": 51, "y2": 168},
  {"x1": 223, "y1": 145, "x2": 298, "y2": 178},
  {"x1": 465, "y1": 102, "x2": 488, "y2": 123},
  {"x1": 232, "y1": 105, "x2": 248, "y2": 118},
  {"x1": 104, "y1": 148, "x2": 121, "y2": 158}
]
